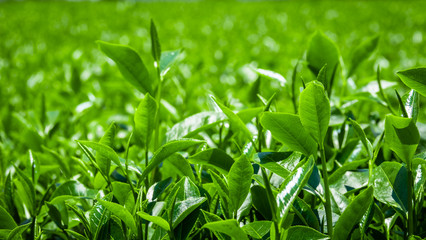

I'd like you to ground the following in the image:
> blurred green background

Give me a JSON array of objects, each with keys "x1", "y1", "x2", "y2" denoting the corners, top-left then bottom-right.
[{"x1": 0, "y1": 0, "x2": 425, "y2": 164}]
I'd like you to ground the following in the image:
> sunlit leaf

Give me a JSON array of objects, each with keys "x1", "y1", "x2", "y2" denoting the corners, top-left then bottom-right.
[{"x1": 276, "y1": 157, "x2": 314, "y2": 224}]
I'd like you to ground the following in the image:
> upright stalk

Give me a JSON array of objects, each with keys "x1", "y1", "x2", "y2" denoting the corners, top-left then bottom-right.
[
  {"x1": 320, "y1": 145, "x2": 333, "y2": 238},
  {"x1": 153, "y1": 65, "x2": 162, "y2": 151}
]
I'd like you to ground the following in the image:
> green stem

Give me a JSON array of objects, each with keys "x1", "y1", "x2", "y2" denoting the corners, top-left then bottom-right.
[
  {"x1": 320, "y1": 145, "x2": 333, "y2": 238},
  {"x1": 153, "y1": 65, "x2": 163, "y2": 151},
  {"x1": 407, "y1": 162, "x2": 414, "y2": 237}
]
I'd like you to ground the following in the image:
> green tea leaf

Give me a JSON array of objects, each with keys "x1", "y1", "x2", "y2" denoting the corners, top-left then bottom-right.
[
  {"x1": 333, "y1": 186, "x2": 374, "y2": 240},
  {"x1": 370, "y1": 163, "x2": 406, "y2": 212},
  {"x1": 251, "y1": 185, "x2": 272, "y2": 220},
  {"x1": 147, "y1": 177, "x2": 173, "y2": 201},
  {"x1": 134, "y1": 93, "x2": 157, "y2": 147},
  {"x1": 0, "y1": 205, "x2": 17, "y2": 229},
  {"x1": 77, "y1": 140, "x2": 121, "y2": 177},
  {"x1": 97, "y1": 40, "x2": 152, "y2": 94},
  {"x1": 211, "y1": 96, "x2": 252, "y2": 142},
  {"x1": 98, "y1": 199, "x2": 137, "y2": 234},
  {"x1": 241, "y1": 221, "x2": 271, "y2": 239},
  {"x1": 276, "y1": 157, "x2": 314, "y2": 224},
  {"x1": 160, "y1": 50, "x2": 181, "y2": 76},
  {"x1": 293, "y1": 198, "x2": 320, "y2": 230},
  {"x1": 139, "y1": 139, "x2": 204, "y2": 183},
  {"x1": 349, "y1": 119, "x2": 373, "y2": 159},
  {"x1": 299, "y1": 80, "x2": 330, "y2": 145},
  {"x1": 166, "y1": 111, "x2": 226, "y2": 141},
  {"x1": 286, "y1": 226, "x2": 328, "y2": 240},
  {"x1": 50, "y1": 180, "x2": 96, "y2": 203},
  {"x1": 14, "y1": 168, "x2": 35, "y2": 215},
  {"x1": 228, "y1": 155, "x2": 253, "y2": 213},
  {"x1": 189, "y1": 148, "x2": 234, "y2": 175},
  {"x1": 253, "y1": 68, "x2": 286, "y2": 86},
  {"x1": 169, "y1": 176, "x2": 201, "y2": 202},
  {"x1": 150, "y1": 19, "x2": 161, "y2": 63},
  {"x1": 260, "y1": 112, "x2": 317, "y2": 156},
  {"x1": 253, "y1": 152, "x2": 292, "y2": 179},
  {"x1": 65, "y1": 230, "x2": 89, "y2": 240},
  {"x1": 46, "y1": 202, "x2": 65, "y2": 229},
  {"x1": 171, "y1": 197, "x2": 206, "y2": 228},
  {"x1": 396, "y1": 67, "x2": 426, "y2": 97},
  {"x1": 210, "y1": 170, "x2": 232, "y2": 215},
  {"x1": 7, "y1": 222, "x2": 31, "y2": 240},
  {"x1": 317, "y1": 64, "x2": 328, "y2": 90},
  {"x1": 347, "y1": 35, "x2": 379, "y2": 77},
  {"x1": 306, "y1": 31, "x2": 339, "y2": 93},
  {"x1": 166, "y1": 153, "x2": 196, "y2": 182},
  {"x1": 137, "y1": 211, "x2": 170, "y2": 231},
  {"x1": 385, "y1": 115, "x2": 419, "y2": 163},
  {"x1": 401, "y1": 89, "x2": 419, "y2": 122},
  {"x1": 202, "y1": 219, "x2": 248, "y2": 240}
]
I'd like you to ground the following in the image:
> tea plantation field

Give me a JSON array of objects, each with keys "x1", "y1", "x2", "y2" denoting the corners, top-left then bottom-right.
[{"x1": 1, "y1": 1, "x2": 426, "y2": 239}]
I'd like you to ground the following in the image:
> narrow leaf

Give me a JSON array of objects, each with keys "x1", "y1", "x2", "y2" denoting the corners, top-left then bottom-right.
[{"x1": 150, "y1": 19, "x2": 161, "y2": 62}]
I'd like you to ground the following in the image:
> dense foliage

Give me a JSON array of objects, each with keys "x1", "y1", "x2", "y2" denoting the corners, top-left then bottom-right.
[{"x1": 1, "y1": 1, "x2": 426, "y2": 240}]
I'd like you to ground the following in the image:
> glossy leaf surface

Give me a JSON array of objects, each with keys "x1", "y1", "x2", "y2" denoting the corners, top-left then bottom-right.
[{"x1": 276, "y1": 157, "x2": 314, "y2": 223}]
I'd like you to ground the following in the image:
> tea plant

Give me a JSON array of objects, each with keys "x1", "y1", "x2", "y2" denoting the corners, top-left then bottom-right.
[{"x1": 1, "y1": 10, "x2": 426, "y2": 240}]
